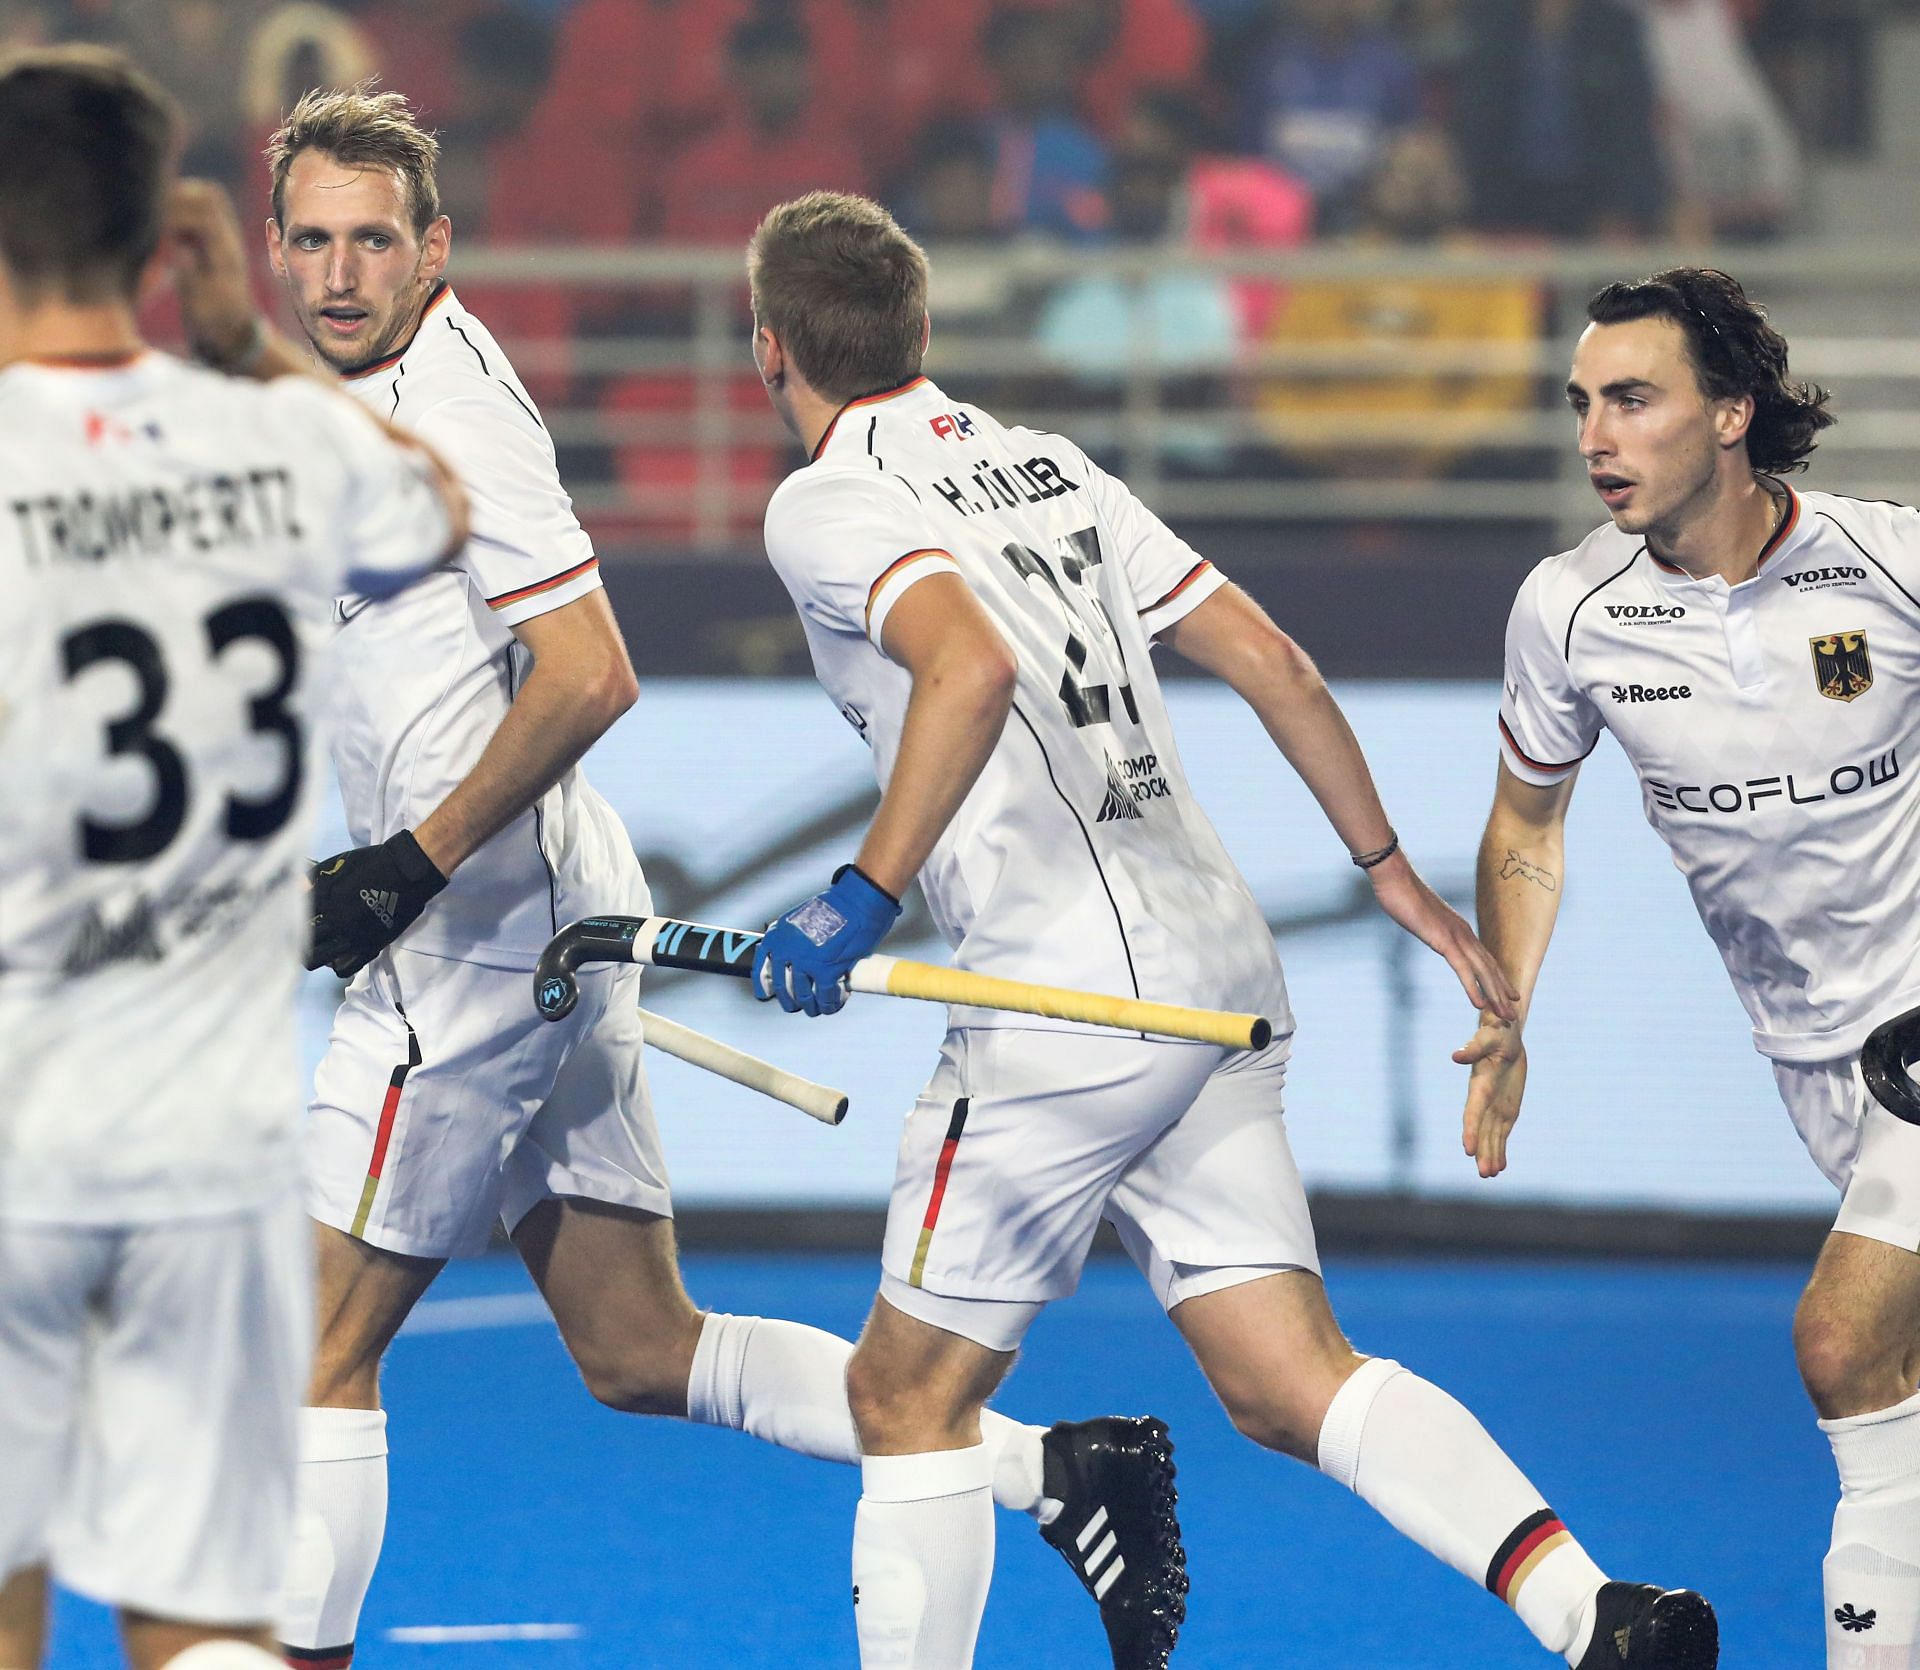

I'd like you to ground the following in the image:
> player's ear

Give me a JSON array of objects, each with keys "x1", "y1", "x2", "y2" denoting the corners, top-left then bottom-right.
[
  {"x1": 264, "y1": 219, "x2": 286, "y2": 279},
  {"x1": 920, "y1": 311, "x2": 931, "y2": 354},
  {"x1": 1715, "y1": 391, "x2": 1755, "y2": 452},
  {"x1": 420, "y1": 215, "x2": 452, "y2": 281},
  {"x1": 755, "y1": 322, "x2": 785, "y2": 388}
]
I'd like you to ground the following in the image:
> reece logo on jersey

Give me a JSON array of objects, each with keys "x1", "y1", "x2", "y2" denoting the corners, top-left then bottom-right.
[{"x1": 1611, "y1": 683, "x2": 1692, "y2": 704}]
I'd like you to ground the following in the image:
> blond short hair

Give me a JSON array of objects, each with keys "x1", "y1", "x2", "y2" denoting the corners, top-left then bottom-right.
[
  {"x1": 748, "y1": 192, "x2": 929, "y2": 403},
  {"x1": 265, "y1": 83, "x2": 439, "y2": 234}
]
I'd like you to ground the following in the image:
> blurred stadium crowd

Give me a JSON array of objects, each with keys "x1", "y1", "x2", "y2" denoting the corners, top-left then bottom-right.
[
  {"x1": 2, "y1": 0, "x2": 1843, "y2": 248},
  {"x1": 0, "y1": 0, "x2": 1874, "y2": 554}
]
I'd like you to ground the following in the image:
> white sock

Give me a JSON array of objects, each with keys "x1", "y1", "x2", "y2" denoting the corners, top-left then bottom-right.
[
  {"x1": 853, "y1": 1445, "x2": 994, "y2": 1669},
  {"x1": 277, "y1": 1407, "x2": 388, "y2": 1664},
  {"x1": 1822, "y1": 1388, "x2": 1920, "y2": 1666},
  {"x1": 1318, "y1": 1357, "x2": 1607, "y2": 1663},
  {"x1": 687, "y1": 1313, "x2": 1052, "y2": 1517},
  {"x1": 163, "y1": 1645, "x2": 287, "y2": 1669}
]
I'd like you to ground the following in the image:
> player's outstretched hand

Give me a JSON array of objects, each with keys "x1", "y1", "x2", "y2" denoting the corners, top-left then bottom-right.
[
  {"x1": 1454, "y1": 1017, "x2": 1528, "y2": 1177},
  {"x1": 753, "y1": 865, "x2": 900, "y2": 1018},
  {"x1": 1364, "y1": 850, "x2": 1519, "y2": 1021},
  {"x1": 164, "y1": 179, "x2": 262, "y2": 370},
  {"x1": 306, "y1": 830, "x2": 448, "y2": 978}
]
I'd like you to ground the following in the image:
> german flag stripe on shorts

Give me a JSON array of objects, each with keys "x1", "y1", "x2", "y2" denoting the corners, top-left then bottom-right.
[
  {"x1": 1485, "y1": 1507, "x2": 1572, "y2": 1608},
  {"x1": 908, "y1": 1098, "x2": 971, "y2": 1287},
  {"x1": 349, "y1": 1022, "x2": 421, "y2": 1238},
  {"x1": 281, "y1": 1645, "x2": 356, "y2": 1668}
]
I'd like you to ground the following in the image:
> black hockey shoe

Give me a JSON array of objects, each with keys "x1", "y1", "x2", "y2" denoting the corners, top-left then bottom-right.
[
  {"x1": 1038, "y1": 1415, "x2": 1187, "y2": 1670},
  {"x1": 1575, "y1": 1582, "x2": 1719, "y2": 1669}
]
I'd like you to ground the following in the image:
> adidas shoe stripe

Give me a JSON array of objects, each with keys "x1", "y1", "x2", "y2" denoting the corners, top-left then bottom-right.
[{"x1": 1076, "y1": 1506, "x2": 1110, "y2": 1552}]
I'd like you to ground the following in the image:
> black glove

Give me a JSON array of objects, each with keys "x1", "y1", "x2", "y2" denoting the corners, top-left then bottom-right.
[{"x1": 305, "y1": 830, "x2": 447, "y2": 977}]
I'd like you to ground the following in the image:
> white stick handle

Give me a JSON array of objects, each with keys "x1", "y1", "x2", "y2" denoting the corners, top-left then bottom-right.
[{"x1": 635, "y1": 1007, "x2": 848, "y2": 1126}]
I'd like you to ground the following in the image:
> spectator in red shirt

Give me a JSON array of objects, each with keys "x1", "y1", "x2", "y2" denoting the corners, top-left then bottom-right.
[
  {"x1": 801, "y1": 0, "x2": 994, "y2": 177},
  {"x1": 661, "y1": 12, "x2": 870, "y2": 242},
  {"x1": 1056, "y1": 0, "x2": 1206, "y2": 137},
  {"x1": 542, "y1": 0, "x2": 754, "y2": 164}
]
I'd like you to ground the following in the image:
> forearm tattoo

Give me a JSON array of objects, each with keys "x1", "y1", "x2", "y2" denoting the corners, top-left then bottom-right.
[{"x1": 1499, "y1": 850, "x2": 1558, "y2": 892}]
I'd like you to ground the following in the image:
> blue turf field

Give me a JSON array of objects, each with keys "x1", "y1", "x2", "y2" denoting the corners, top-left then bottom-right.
[{"x1": 47, "y1": 1252, "x2": 1823, "y2": 1668}]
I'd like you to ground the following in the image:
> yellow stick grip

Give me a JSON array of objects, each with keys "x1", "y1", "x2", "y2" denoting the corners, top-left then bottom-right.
[{"x1": 848, "y1": 954, "x2": 1273, "y2": 1050}]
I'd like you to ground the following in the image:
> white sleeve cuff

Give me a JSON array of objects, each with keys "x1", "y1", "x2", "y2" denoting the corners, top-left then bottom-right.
[
  {"x1": 1497, "y1": 717, "x2": 1588, "y2": 786},
  {"x1": 866, "y1": 549, "x2": 964, "y2": 647},
  {"x1": 1139, "y1": 560, "x2": 1226, "y2": 638},
  {"x1": 486, "y1": 556, "x2": 603, "y2": 627}
]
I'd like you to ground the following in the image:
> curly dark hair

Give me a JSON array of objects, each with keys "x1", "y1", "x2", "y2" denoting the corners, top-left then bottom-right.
[{"x1": 1586, "y1": 268, "x2": 1836, "y2": 475}]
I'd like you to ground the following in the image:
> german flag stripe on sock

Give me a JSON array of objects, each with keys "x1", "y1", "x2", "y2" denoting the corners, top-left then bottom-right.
[
  {"x1": 1486, "y1": 1507, "x2": 1572, "y2": 1606},
  {"x1": 907, "y1": 1097, "x2": 970, "y2": 1287},
  {"x1": 281, "y1": 1644, "x2": 354, "y2": 1668}
]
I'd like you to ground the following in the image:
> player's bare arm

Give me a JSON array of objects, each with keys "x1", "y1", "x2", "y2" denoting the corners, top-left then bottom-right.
[
  {"x1": 1455, "y1": 762, "x2": 1578, "y2": 1178},
  {"x1": 855, "y1": 573, "x2": 1017, "y2": 895},
  {"x1": 307, "y1": 588, "x2": 638, "y2": 977},
  {"x1": 1162, "y1": 581, "x2": 1518, "y2": 1022},
  {"x1": 414, "y1": 590, "x2": 638, "y2": 875},
  {"x1": 167, "y1": 177, "x2": 468, "y2": 555},
  {"x1": 754, "y1": 572, "x2": 1016, "y2": 1016}
]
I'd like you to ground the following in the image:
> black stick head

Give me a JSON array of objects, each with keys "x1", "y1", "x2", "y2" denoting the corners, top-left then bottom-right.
[
  {"x1": 535, "y1": 970, "x2": 580, "y2": 1021},
  {"x1": 1863, "y1": 1004, "x2": 1920, "y2": 1125}
]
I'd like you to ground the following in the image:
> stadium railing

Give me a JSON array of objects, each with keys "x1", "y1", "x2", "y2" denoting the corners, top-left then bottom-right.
[{"x1": 451, "y1": 239, "x2": 1920, "y2": 557}]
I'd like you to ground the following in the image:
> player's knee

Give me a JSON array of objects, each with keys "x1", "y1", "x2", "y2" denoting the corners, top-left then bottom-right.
[
  {"x1": 845, "y1": 1348, "x2": 958, "y2": 1449},
  {"x1": 572, "y1": 1340, "x2": 690, "y2": 1416},
  {"x1": 1795, "y1": 1299, "x2": 1901, "y2": 1417},
  {"x1": 1217, "y1": 1382, "x2": 1318, "y2": 1461}
]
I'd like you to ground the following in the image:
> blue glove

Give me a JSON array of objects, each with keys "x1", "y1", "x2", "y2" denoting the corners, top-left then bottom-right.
[{"x1": 754, "y1": 864, "x2": 901, "y2": 1017}]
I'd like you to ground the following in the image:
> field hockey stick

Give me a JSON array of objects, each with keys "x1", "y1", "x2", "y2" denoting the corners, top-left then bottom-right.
[
  {"x1": 1862, "y1": 1002, "x2": 1920, "y2": 1124},
  {"x1": 636, "y1": 1006, "x2": 848, "y2": 1125},
  {"x1": 534, "y1": 915, "x2": 1274, "y2": 1051}
]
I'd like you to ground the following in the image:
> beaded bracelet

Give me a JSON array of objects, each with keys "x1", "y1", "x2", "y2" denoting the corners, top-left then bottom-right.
[{"x1": 1350, "y1": 829, "x2": 1400, "y2": 870}]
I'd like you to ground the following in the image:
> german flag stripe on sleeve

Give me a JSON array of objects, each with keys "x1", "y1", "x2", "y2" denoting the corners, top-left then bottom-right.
[
  {"x1": 864, "y1": 549, "x2": 954, "y2": 630},
  {"x1": 486, "y1": 556, "x2": 599, "y2": 611},
  {"x1": 1486, "y1": 1508, "x2": 1572, "y2": 1606},
  {"x1": 1140, "y1": 560, "x2": 1213, "y2": 617},
  {"x1": 1498, "y1": 716, "x2": 1592, "y2": 775},
  {"x1": 908, "y1": 1098, "x2": 970, "y2": 1287},
  {"x1": 282, "y1": 1646, "x2": 356, "y2": 1669}
]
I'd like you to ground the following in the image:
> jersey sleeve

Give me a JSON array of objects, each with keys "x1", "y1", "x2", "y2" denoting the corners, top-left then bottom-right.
[
  {"x1": 407, "y1": 392, "x2": 601, "y2": 628},
  {"x1": 1499, "y1": 564, "x2": 1601, "y2": 784},
  {"x1": 763, "y1": 469, "x2": 962, "y2": 649},
  {"x1": 282, "y1": 381, "x2": 451, "y2": 598},
  {"x1": 1077, "y1": 452, "x2": 1226, "y2": 636}
]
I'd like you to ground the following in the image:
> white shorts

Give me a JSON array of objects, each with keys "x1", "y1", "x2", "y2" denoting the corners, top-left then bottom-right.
[
  {"x1": 880, "y1": 1028, "x2": 1317, "y2": 1350},
  {"x1": 1776, "y1": 1054, "x2": 1920, "y2": 1252},
  {"x1": 307, "y1": 946, "x2": 672, "y2": 1258},
  {"x1": 0, "y1": 1193, "x2": 311, "y2": 1622}
]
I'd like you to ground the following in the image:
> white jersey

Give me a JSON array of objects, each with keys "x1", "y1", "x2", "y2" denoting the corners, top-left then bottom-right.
[
  {"x1": 330, "y1": 287, "x2": 649, "y2": 968},
  {"x1": 764, "y1": 375, "x2": 1289, "y2": 1034},
  {"x1": 1500, "y1": 486, "x2": 1920, "y2": 1062},
  {"x1": 0, "y1": 351, "x2": 449, "y2": 1223}
]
